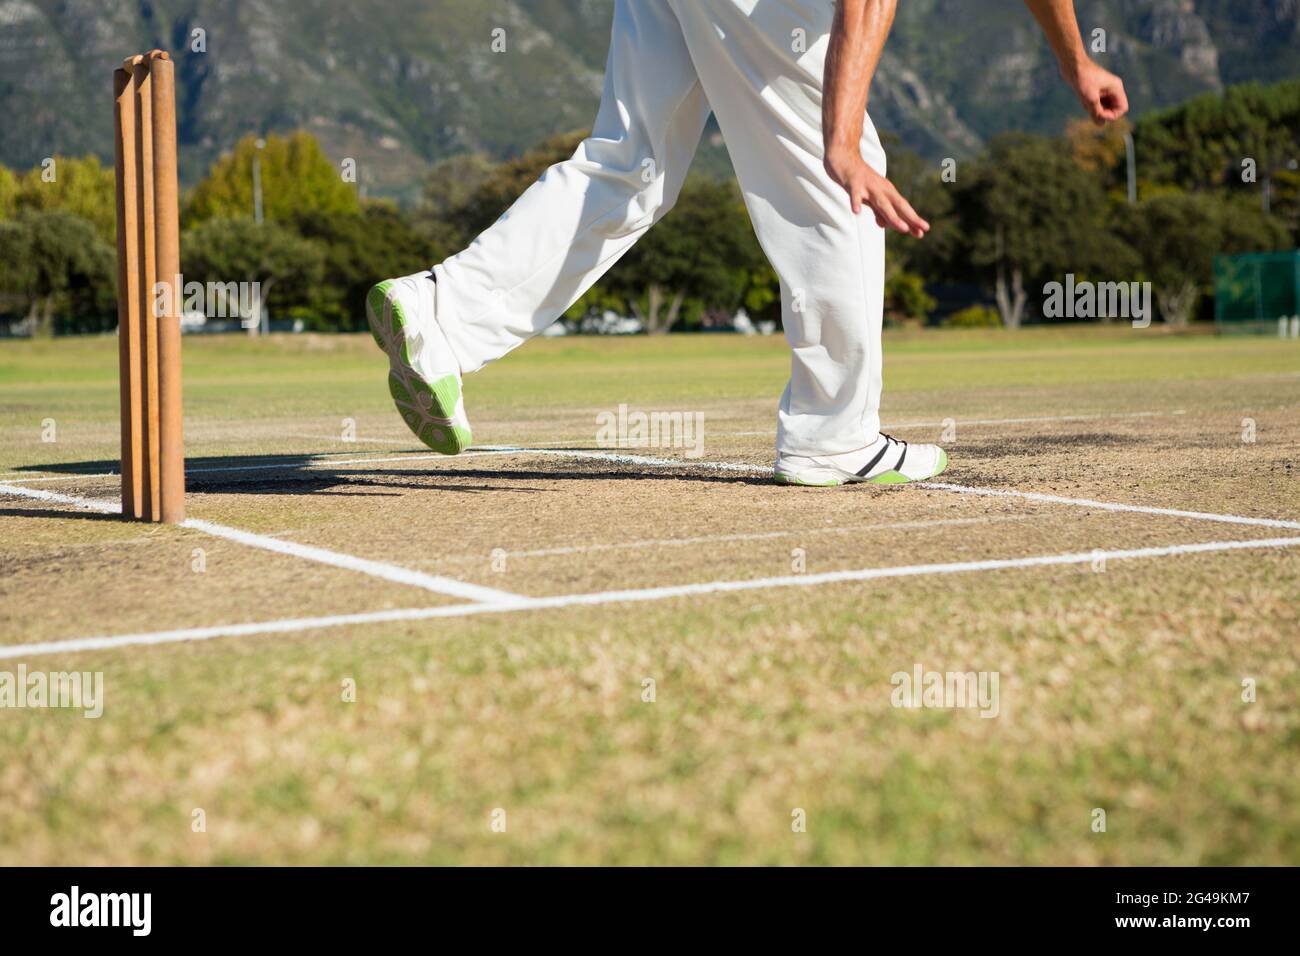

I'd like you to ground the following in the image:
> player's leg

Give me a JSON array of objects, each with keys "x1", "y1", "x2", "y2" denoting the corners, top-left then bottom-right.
[
  {"x1": 667, "y1": 0, "x2": 945, "y2": 485},
  {"x1": 435, "y1": 0, "x2": 711, "y2": 371},
  {"x1": 368, "y1": 0, "x2": 711, "y2": 453}
]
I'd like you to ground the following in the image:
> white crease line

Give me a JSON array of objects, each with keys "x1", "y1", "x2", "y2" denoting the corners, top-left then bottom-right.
[
  {"x1": 0, "y1": 402, "x2": 1260, "y2": 483},
  {"x1": 181, "y1": 519, "x2": 525, "y2": 604},
  {"x1": 0, "y1": 483, "x2": 121, "y2": 514},
  {"x1": 487, "y1": 446, "x2": 1300, "y2": 531},
  {"x1": 427, "y1": 514, "x2": 1035, "y2": 563},
  {"x1": 919, "y1": 482, "x2": 1300, "y2": 532},
  {"x1": 0, "y1": 482, "x2": 524, "y2": 605},
  {"x1": 0, "y1": 473, "x2": 118, "y2": 484},
  {"x1": 284, "y1": 433, "x2": 423, "y2": 446},
  {"x1": 728, "y1": 409, "x2": 1187, "y2": 436},
  {"x1": 0, "y1": 450, "x2": 524, "y2": 485},
  {"x1": 0, "y1": 448, "x2": 407, "y2": 479},
  {"x1": 881, "y1": 409, "x2": 1187, "y2": 430},
  {"x1": 0, "y1": 445, "x2": 735, "y2": 484},
  {"x1": 187, "y1": 448, "x2": 520, "y2": 474},
  {"x1": 480, "y1": 446, "x2": 772, "y2": 474},
  {"x1": 8, "y1": 442, "x2": 1297, "y2": 534},
  {"x1": 7, "y1": 534, "x2": 1300, "y2": 660}
]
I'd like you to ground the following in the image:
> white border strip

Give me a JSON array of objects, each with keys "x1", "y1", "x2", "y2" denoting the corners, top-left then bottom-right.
[
  {"x1": 729, "y1": 409, "x2": 1188, "y2": 436},
  {"x1": 0, "y1": 449, "x2": 527, "y2": 484},
  {"x1": 0, "y1": 482, "x2": 524, "y2": 605},
  {"x1": 433, "y1": 514, "x2": 1034, "y2": 562},
  {"x1": 182, "y1": 518, "x2": 525, "y2": 604},
  {"x1": 0, "y1": 483, "x2": 119, "y2": 514},
  {"x1": 6, "y1": 534, "x2": 1299, "y2": 660},
  {"x1": 480, "y1": 446, "x2": 771, "y2": 474},
  {"x1": 0, "y1": 473, "x2": 116, "y2": 484},
  {"x1": 188, "y1": 448, "x2": 524, "y2": 475},
  {"x1": 487, "y1": 447, "x2": 1300, "y2": 531},
  {"x1": 8, "y1": 443, "x2": 1299, "y2": 533},
  {"x1": 919, "y1": 482, "x2": 1300, "y2": 531}
]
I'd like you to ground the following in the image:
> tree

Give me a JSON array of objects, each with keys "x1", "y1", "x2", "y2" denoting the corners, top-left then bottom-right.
[
  {"x1": 182, "y1": 218, "x2": 325, "y2": 333},
  {"x1": 953, "y1": 133, "x2": 1128, "y2": 328},
  {"x1": 414, "y1": 152, "x2": 495, "y2": 250},
  {"x1": 0, "y1": 210, "x2": 113, "y2": 336},
  {"x1": 430, "y1": 134, "x2": 774, "y2": 335},
  {"x1": 882, "y1": 145, "x2": 962, "y2": 307},
  {"x1": 1121, "y1": 192, "x2": 1289, "y2": 326},
  {"x1": 449, "y1": 129, "x2": 589, "y2": 240},
  {"x1": 1066, "y1": 117, "x2": 1131, "y2": 175},
  {"x1": 0, "y1": 165, "x2": 19, "y2": 218},
  {"x1": 10, "y1": 156, "x2": 116, "y2": 243},
  {"x1": 884, "y1": 268, "x2": 935, "y2": 326},
  {"x1": 1263, "y1": 164, "x2": 1300, "y2": 243},
  {"x1": 291, "y1": 203, "x2": 445, "y2": 331},
  {"x1": 598, "y1": 177, "x2": 769, "y2": 334},
  {"x1": 186, "y1": 132, "x2": 360, "y2": 225},
  {"x1": 1134, "y1": 80, "x2": 1300, "y2": 193}
]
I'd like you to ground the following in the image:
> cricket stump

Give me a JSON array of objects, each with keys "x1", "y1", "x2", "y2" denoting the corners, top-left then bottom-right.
[{"x1": 114, "y1": 50, "x2": 185, "y2": 523}]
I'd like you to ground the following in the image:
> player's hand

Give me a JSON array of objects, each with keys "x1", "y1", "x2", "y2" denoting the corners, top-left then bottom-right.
[
  {"x1": 824, "y1": 147, "x2": 930, "y2": 238},
  {"x1": 1068, "y1": 60, "x2": 1129, "y2": 126}
]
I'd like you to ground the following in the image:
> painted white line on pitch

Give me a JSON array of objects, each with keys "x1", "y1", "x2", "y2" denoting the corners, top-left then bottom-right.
[
  {"x1": 186, "y1": 448, "x2": 521, "y2": 475},
  {"x1": 11, "y1": 444, "x2": 1294, "y2": 534},
  {"x1": 0, "y1": 483, "x2": 121, "y2": 514},
  {"x1": 427, "y1": 514, "x2": 1036, "y2": 563},
  {"x1": 181, "y1": 519, "x2": 525, "y2": 604},
  {"x1": 0, "y1": 449, "x2": 527, "y2": 485},
  {"x1": 919, "y1": 482, "x2": 1300, "y2": 532},
  {"x1": 285, "y1": 433, "x2": 421, "y2": 446},
  {"x1": 0, "y1": 607, "x2": 486, "y2": 660},
  {"x1": 479, "y1": 446, "x2": 772, "y2": 474},
  {"x1": 728, "y1": 408, "x2": 1187, "y2": 436},
  {"x1": 150, "y1": 445, "x2": 686, "y2": 480},
  {"x1": 0, "y1": 482, "x2": 524, "y2": 605},
  {"x1": 0, "y1": 444, "x2": 750, "y2": 484},
  {"x1": 7, "y1": 534, "x2": 1300, "y2": 660},
  {"x1": 484, "y1": 446, "x2": 1300, "y2": 532},
  {"x1": 885, "y1": 408, "x2": 1186, "y2": 430},
  {"x1": 0, "y1": 473, "x2": 118, "y2": 484}
]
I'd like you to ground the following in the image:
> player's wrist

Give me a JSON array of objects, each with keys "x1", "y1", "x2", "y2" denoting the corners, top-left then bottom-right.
[
  {"x1": 824, "y1": 139, "x2": 863, "y2": 166},
  {"x1": 1057, "y1": 50, "x2": 1090, "y2": 88}
]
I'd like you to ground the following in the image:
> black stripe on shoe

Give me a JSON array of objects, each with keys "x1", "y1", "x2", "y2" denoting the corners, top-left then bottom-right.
[
  {"x1": 856, "y1": 437, "x2": 895, "y2": 478},
  {"x1": 886, "y1": 431, "x2": 909, "y2": 472}
]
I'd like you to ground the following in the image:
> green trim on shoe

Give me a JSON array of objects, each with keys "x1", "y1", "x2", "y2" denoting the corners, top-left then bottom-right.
[
  {"x1": 366, "y1": 280, "x2": 472, "y2": 456},
  {"x1": 865, "y1": 469, "x2": 910, "y2": 485},
  {"x1": 775, "y1": 446, "x2": 949, "y2": 488},
  {"x1": 367, "y1": 282, "x2": 396, "y2": 353},
  {"x1": 774, "y1": 472, "x2": 844, "y2": 487},
  {"x1": 867, "y1": 447, "x2": 949, "y2": 485}
]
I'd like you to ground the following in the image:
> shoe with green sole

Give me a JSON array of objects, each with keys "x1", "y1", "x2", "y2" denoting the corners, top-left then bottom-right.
[
  {"x1": 365, "y1": 272, "x2": 472, "y2": 456},
  {"x1": 774, "y1": 435, "x2": 948, "y2": 487}
]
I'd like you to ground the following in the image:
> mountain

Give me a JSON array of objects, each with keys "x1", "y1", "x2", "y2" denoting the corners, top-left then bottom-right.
[{"x1": 1, "y1": 0, "x2": 1297, "y2": 201}]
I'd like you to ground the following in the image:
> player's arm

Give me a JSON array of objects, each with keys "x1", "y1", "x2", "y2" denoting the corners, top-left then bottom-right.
[
  {"x1": 1022, "y1": 0, "x2": 1129, "y2": 124},
  {"x1": 822, "y1": 0, "x2": 929, "y2": 237}
]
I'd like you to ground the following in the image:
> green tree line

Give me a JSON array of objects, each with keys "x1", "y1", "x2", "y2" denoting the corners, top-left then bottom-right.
[{"x1": 2, "y1": 79, "x2": 1297, "y2": 336}]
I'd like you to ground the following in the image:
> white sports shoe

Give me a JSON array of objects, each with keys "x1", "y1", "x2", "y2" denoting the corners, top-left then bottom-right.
[
  {"x1": 366, "y1": 271, "x2": 472, "y2": 455},
  {"x1": 774, "y1": 433, "x2": 948, "y2": 487}
]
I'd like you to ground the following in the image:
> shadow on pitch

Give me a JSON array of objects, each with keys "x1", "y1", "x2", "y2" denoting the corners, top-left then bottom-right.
[
  {"x1": 11, "y1": 448, "x2": 774, "y2": 499},
  {"x1": 0, "y1": 506, "x2": 122, "y2": 523}
]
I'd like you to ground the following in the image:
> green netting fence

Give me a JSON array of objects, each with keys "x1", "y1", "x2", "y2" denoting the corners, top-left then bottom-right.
[{"x1": 1214, "y1": 250, "x2": 1300, "y2": 337}]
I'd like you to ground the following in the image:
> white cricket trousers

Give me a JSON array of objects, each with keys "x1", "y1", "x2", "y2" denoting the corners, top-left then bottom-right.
[{"x1": 433, "y1": 0, "x2": 887, "y2": 456}]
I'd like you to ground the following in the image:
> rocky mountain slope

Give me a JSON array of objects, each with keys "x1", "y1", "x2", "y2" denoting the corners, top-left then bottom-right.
[{"x1": 1, "y1": 0, "x2": 1296, "y2": 200}]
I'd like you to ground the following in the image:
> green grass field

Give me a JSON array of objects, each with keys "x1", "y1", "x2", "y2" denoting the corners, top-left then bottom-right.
[{"x1": 2, "y1": 327, "x2": 1299, "y2": 864}]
